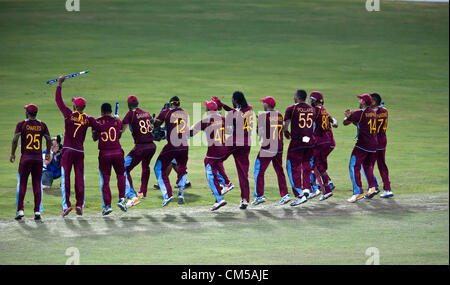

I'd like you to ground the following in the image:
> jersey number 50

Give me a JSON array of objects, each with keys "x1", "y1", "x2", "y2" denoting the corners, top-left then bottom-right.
[{"x1": 101, "y1": 127, "x2": 117, "y2": 142}]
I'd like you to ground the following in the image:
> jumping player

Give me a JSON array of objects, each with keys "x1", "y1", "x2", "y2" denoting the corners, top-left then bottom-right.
[
  {"x1": 309, "y1": 91, "x2": 338, "y2": 201},
  {"x1": 190, "y1": 101, "x2": 230, "y2": 211},
  {"x1": 92, "y1": 103, "x2": 128, "y2": 215},
  {"x1": 252, "y1": 96, "x2": 290, "y2": 206},
  {"x1": 284, "y1": 89, "x2": 316, "y2": 206},
  {"x1": 11, "y1": 104, "x2": 52, "y2": 220},
  {"x1": 153, "y1": 96, "x2": 189, "y2": 207},
  {"x1": 343, "y1": 94, "x2": 378, "y2": 203},
  {"x1": 212, "y1": 91, "x2": 253, "y2": 210},
  {"x1": 366, "y1": 93, "x2": 392, "y2": 198},
  {"x1": 121, "y1": 95, "x2": 157, "y2": 208},
  {"x1": 55, "y1": 76, "x2": 110, "y2": 217}
]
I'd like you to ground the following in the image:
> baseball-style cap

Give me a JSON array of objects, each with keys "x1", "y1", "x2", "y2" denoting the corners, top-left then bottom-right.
[
  {"x1": 127, "y1": 95, "x2": 139, "y2": 104},
  {"x1": 72, "y1": 97, "x2": 87, "y2": 108},
  {"x1": 310, "y1": 91, "x2": 324, "y2": 104},
  {"x1": 260, "y1": 96, "x2": 276, "y2": 107},
  {"x1": 204, "y1": 101, "x2": 218, "y2": 111},
  {"x1": 357, "y1": 94, "x2": 373, "y2": 106},
  {"x1": 24, "y1": 104, "x2": 38, "y2": 114}
]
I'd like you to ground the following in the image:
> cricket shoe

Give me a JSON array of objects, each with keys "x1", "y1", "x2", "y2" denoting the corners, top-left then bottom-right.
[
  {"x1": 162, "y1": 196, "x2": 174, "y2": 207},
  {"x1": 329, "y1": 183, "x2": 336, "y2": 191},
  {"x1": 76, "y1": 207, "x2": 83, "y2": 216},
  {"x1": 347, "y1": 194, "x2": 365, "y2": 203},
  {"x1": 319, "y1": 192, "x2": 333, "y2": 201},
  {"x1": 251, "y1": 196, "x2": 266, "y2": 206},
  {"x1": 117, "y1": 198, "x2": 127, "y2": 212},
  {"x1": 34, "y1": 212, "x2": 41, "y2": 221},
  {"x1": 15, "y1": 210, "x2": 24, "y2": 220},
  {"x1": 126, "y1": 197, "x2": 141, "y2": 208},
  {"x1": 221, "y1": 182, "x2": 234, "y2": 195},
  {"x1": 290, "y1": 195, "x2": 308, "y2": 207},
  {"x1": 102, "y1": 206, "x2": 113, "y2": 216},
  {"x1": 380, "y1": 191, "x2": 394, "y2": 198},
  {"x1": 239, "y1": 200, "x2": 249, "y2": 210},
  {"x1": 210, "y1": 200, "x2": 227, "y2": 211},
  {"x1": 365, "y1": 187, "x2": 380, "y2": 199},
  {"x1": 177, "y1": 190, "x2": 185, "y2": 204},
  {"x1": 137, "y1": 192, "x2": 146, "y2": 199},
  {"x1": 279, "y1": 194, "x2": 291, "y2": 205},
  {"x1": 308, "y1": 188, "x2": 321, "y2": 200},
  {"x1": 153, "y1": 183, "x2": 160, "y2": 190},
  {"x1": 61, "y1": 207, "x2": 72, "y2": 217}
]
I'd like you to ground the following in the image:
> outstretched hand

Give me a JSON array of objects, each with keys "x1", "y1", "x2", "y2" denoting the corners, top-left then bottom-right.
[
  {"x1": 58, "y1": 76, "x2": 65, "y2": 85},
  {"x1": 10, "y1": 154, "x2": 15, "y2": 163}
]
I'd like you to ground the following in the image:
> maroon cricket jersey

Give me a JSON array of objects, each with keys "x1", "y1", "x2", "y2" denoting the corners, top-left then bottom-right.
[
  {"x1": 15, "y1": 119, "x2": 50, "y2": 157},
  {"x1": 192, "y1": 112, "x2": 227, "y2": 158},
  {"x1": 347, "y1": 107, "x2": 378, "y2": 152},
  {"x1": 156, "y1": 107, "x2": 189, "y2": 148},
  {"x1": 55, "y1": 86, "x2": 108, "y2": 151},
  {"x1": 122, "y1": 108, "x2": 154, "y2": 145},
  {"x1": 94, "y1": 115, "x2": 123, "y2": 151},
  {"x1": 375, "y1": 107, "x2": 388, "y2": 150},
  {"x1": 258, "y1": 111, "x2": 284, "y2": 152},
  {"x1": 284, "y1": 102, "x2": 316, "y2": 146},
  {"x1": 313, "y1": 106, "x2": 332, "y2": 145},
  {"x1": 225, "y1": 105, "x2": 253, "y2": 146}
]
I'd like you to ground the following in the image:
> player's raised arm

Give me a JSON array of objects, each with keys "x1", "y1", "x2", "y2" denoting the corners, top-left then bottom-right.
[{"x1": 55, "y1": 76, "x2": 72, "y2": 118}]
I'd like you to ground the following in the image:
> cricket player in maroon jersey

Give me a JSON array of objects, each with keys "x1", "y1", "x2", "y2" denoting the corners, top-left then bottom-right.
[
  {"x1": 153, "y1": 96, "x2": 190, "y2": 207},
  {"x1": 343, "y1": 93, "x2": 379, "y2": 203},
  {"x1": 212, "y1": 91, "x2": 253, "y2": 210},
  {"x1": 55, "y1": 76, "x2": 110, "y2": 217},
  {"x1": 121, "y1": 95, "x2": 157, "y2": 208},
  {"x1": 365, "y1": 93, "x2": 393, "y2": 198},
  {"x1": 92, "y1": 103, "x2": 128, "y2": 215},
  {"x1": 252, "y1": 96, "x2": 290, "y2": 206},
  {"x1": 283, "y1": 89, "x2": 316, "y2": 207},
  {"x1": 308, "y1": 91, "x2": 338, "y2": 201},
  {"x1": 190, "y1": 101, "x2": 230, "y2": 211},
  {"x1": 11, "y1": 104, "x2": 52, "y2": 220}
]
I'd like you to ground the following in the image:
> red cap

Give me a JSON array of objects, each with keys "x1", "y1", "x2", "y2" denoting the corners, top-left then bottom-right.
[
  {"x1": 127, "y1": 95, "x2": 139, "y2": 104},
  {"x1": 204, "y1": 101, "x2": 218, "y2": 111},
  {"x1": 357, "y1": 94, "x2": 373, "y2": 106},
  {"x1": 260, "y1": 96, "x2": 276, "y2": 108},
  {"x1": 72, "y1": 97, "x2": 86, "y2": 108},
  {"x1": 24, "y1": 104, "x2": 38, "y2": 114},
  {"x1": 310, "y1": 91, "x2": 324, "y2": 104}
]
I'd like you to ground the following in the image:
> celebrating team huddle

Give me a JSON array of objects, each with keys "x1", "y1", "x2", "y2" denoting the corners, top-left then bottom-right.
[{"x1": 10, "y1": 75, "x2": 393, "y2": 221}]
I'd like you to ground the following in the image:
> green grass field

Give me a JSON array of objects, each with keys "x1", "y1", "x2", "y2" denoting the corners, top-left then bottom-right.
[{"x1": 0, "y1": 0, "x2": 448, "y2": 264}]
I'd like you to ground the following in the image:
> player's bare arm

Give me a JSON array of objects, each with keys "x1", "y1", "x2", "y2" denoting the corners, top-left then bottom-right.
[
  {"x1": 329, "y1": 115, "x2": 338, "y2": 128},
  {"x1": 44, "y1": 134, "x2": 52, "y2": 161},
  {"x1": 121, "y1": 123, "x2": 128, "y2": 133},
  {"x1": 343, "y1": 109, "x2": 352, "y2": 126},
  {"x1": 92, "y1": 129, "x2": 99, "y2": 141},
  {"x1": 10, "y1": 133, "x2": 20, "y2": 163},
  {"x1": 283, "y1": 120, "x2": 291, "y2": 139}
]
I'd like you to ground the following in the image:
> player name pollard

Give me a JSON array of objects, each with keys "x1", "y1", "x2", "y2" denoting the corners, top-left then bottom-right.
[{"x1": 181, "y1": 269, "x2": 269, "y2": 282}]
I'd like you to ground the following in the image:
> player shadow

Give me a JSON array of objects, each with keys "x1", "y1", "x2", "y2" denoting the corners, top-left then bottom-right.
[
  {"x1": 43, "y1": 187, "x2": 62, "y2": 197},
  {"x1": 252, "y1": 209, "x2": 283, "y2": 221},
  {"x1": 357, "y1": 197, "x2": 413, "y2": 220},
  {"x1": 103, "y1": 216, "x2": 119, "y2": 229},
  {"x1": 17, "y1": 219, "x2": 51, "y2": 238},
  {"x1": 143, "y1": 214, "x2": 162, "y2": 225},
  {"x1": 182, "y1": 192, "x2": 202, "y2": 203},
  {"x1": 179, "y1": 213, "x2": 198, "y2": 224},
  {"x1": 63, "y1": 217, "x2": 94, "y2": 234},
  {"x1": 162, "y1": 214, "x2": 177, "y2": 223},
  {"x1": 212, "y1": 211, "x2": 240, "y2": 224}
]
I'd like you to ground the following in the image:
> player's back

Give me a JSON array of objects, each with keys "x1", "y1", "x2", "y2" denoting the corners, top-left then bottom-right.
[
  {"x1": 226, "y1": 105, "x2": 253, "y2": 146},
  {"x1": 123, "y1": 108, "x2": 154, "y2": 145},
  {"x1": 204, "y1": 113, "x2": 226, "y2": 157},
  {"x1": 375, "y1": 107, "x2": 388, "y2": 149},
  {"x1": 96, "y1": 115, "x2": 122, "y2": 151},
  {"x1": 62, "y1": 112, "x2": 91, "y2": 151},
  {"x1": 16, "y1": 119, "x2": 49, "y2": 157},
  {"x1": 258, "y1": 110, "x2": 283, "y2": 152},
  {"x1": 352, "y1": 107, "x2": 378, "y2": 152},
  {"x1": 286, "y1": 102, "x2": 315, "y2": 146},
  {"x1": 158, "y1": 107, "x2": 189, "y2": 148}
]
